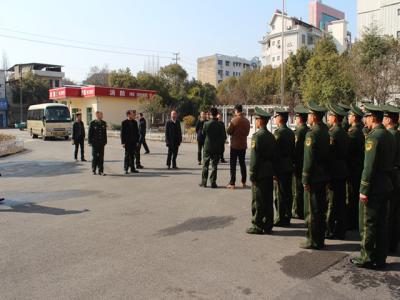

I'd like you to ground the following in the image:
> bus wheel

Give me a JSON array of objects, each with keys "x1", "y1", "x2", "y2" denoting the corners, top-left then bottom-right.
[
  {"x1": 41, "y1": 132, "x2": 47, "y2": 141},
  {"x1": 31, "y1": 129, "x2": 38, "y2": 139}
]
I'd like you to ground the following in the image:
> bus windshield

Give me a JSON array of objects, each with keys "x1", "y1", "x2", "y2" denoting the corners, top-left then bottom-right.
[{"x1": 45, "y1": 106, "x2": 71, "y2": 123}]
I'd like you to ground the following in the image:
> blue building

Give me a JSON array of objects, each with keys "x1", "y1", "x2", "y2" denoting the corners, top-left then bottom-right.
[{"x1": 0, "y1": 70, "x2": 8, "y2": 127}]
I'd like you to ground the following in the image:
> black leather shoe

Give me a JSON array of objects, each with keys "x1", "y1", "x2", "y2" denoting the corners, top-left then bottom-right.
[
  {"x1": 199, "y1": 183, "x2": 206, "y2": 188},
  {"x1": 93, "y1": 171, "x2": 97, "y2": 175},
  {"x1": 136, "y1": 165, "x2": 144, "y2": 169},
  {"x1": 211, "y1": 183, "x2": 218, "y2": 189},
  {"x1": 81, "y1": 158, "x2": 87, "y2": 162},
  {"x1": 172, "y1": 166, "x2": 179, "y2": 169},
  {"x1": 125, "y1": 171, "x2": 129, "y2": 175},
  {"x1": 350, "y1": 258, "x2": 375, "y2": 269},
  {"x1": 131, "y1": 169, "x2": 139, "y2": 173}
]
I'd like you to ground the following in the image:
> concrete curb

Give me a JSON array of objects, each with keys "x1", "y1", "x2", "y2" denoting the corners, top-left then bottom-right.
[{"x1": 0, "y1": 139, "x2": 25, "y2": 157}]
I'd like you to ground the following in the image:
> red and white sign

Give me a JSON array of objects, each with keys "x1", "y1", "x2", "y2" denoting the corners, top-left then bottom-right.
[{"x1": 49, "y1": 86, "x2": 157, "y2": 100}]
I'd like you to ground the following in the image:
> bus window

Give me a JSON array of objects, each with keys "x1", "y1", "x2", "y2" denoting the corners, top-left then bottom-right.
[{"x1": 45, "y1": 106, "x2": 71, "y2": 123}]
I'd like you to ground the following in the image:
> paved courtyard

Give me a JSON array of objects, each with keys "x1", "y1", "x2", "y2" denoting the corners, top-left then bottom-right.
[{"x1": 0, "y1": 129, "x2": 399, "y2": 300}]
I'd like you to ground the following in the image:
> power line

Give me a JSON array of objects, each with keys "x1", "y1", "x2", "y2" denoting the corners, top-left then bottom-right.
[
  {"x1": 172, "y1": 52, "x2": 180, "y2": 64},
  {"x1": 0, "y1": 27, "x2": 175, "y2": 55},
  {"x1": 0, "y1": 33, "x2": 174, "y2": 59}
]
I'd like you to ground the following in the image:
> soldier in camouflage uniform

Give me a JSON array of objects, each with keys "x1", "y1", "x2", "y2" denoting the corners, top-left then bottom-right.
[
  {"x1": 351, "y1": 104, "x2": 395, "y2": 269},
  {"x1": 292, "y1": 104, "x2": 309, "y2": 220},
  {"x1": 247, "y1": 108, "x2": 277, "y2": 235},
  {"x1": 326, "y1": 103, "x2": 349, "y2": 240},
  {"x1": 88, "y1": 111, "x2": 107, "y2": 176},
  {"x1": 300, "y1": 101, "x2": 330, "y2": 250}
]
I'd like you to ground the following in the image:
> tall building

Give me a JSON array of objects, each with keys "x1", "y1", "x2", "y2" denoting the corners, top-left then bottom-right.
[
  {"x1": 260, "y1": 8, "x2": 349, "y2": 68},
  {"x1": 0, "y1": 69, "x2": 8, "y2": 127},
  {"x1": 197, "y1": 54, "x2": 257, "y2": 87},
  {"x1": 6, "y1": 63, "x2": 65, "y2": 125},
  {"x1": 309, "y1": 0, "x2": 345, "y2": 30},
  {"x1": 357, "y1": 0, "x2": 400, "y2": 38}
]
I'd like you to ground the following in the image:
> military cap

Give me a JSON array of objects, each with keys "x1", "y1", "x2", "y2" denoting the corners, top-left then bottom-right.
[
  {"x1": 305, "y1": 100, "x2": 327, "y2": 114},
  {"x1": 363, "y1": 103, "x2": 383, "y2": 117},
  {"x1": 327, "y1": 103, "x2": 348, "y2": 117},
  {"x1": 338, "y1": 102, "x2": 351, "y2": 111},
  {"x1": 273, "y1": 106, "x2": 290, "y2": 118},
  {"x1": 254, "y1": 107, "x2": 272, "y2": 120},
  {"x1": 294, "y1": 104, "x2": 309, "y2": 115},
  {"x1": 381, "y1": 104, "x2": 400, "y2": 114},
  {"x1": 349, "y1": 103, "x2": 364, "y2": 117}
]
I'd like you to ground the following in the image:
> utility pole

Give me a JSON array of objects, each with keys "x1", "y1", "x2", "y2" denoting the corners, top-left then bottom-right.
[
  {"x1": 280, "y1": 0, "x2": 285, "y2": 106},
  {"x1": 172, "y1": 52, "x2": 180, "y2": 65},
  {"x1": 19, "y1": 67, "x2": 23, "y2": 123}
]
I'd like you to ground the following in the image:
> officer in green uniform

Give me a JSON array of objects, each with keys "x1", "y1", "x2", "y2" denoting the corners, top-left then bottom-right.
[
  {"x1": 273, "y1": 107, "x2": 295, "y2": 227},
  {"x1": 88, "y1": 111, "x2": 107, "y2": 176},
  {"x1": 346, "y1": 104, "x2": 365, "y2": 231},
  {"x1": 199, "y1": 107, "x2": 227, "y2": 189},
  {"x1": 382, "y1": 104, "x2": 400, "y2": 253},
  {"x1": 326, "y1": 103, "x2": 350, "y2": 240},
  {"x1": 247, "y1": 107, "x2": 277, "y2": 235},
  {"x1": 292, "y1": 104, "x2": 309, "y2": 220},
  {"x1": 351, "y1": 103, "x2": 395, "y2": 269},
  {"x1": 338, "y1": 103, "x2": 351, "y2": 131},
  {"x1": 300, "y1": 101, "x2": 330, "y2": 250}
]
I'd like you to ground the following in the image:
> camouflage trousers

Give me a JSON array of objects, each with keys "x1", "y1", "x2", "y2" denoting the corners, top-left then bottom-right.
[{"x1": 251, "y1": 178, "x2": 274, "y2": 232}]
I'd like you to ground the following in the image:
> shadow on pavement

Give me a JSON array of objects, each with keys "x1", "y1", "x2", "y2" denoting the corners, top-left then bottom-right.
[
  {"x1": 1, "y1": 161, "x2": 84, "y2": 177},
  {"x1": 272, "y1": 229, "x2": 305, "y2": 237},
  {"x1": 0, "y1": 203, "x2": 89, "y2": 215},
  {"x1": 327, "y1": 243, "x2": 360, "y2": 252}
]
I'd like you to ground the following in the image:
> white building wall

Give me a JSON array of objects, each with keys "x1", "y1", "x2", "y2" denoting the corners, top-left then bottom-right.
[
  {"x1": 357, "y1": 0, "x2": 400, "y2": 38},
  {"x1": 327, "y1": 20, "x2": 348, "y2": 54}
]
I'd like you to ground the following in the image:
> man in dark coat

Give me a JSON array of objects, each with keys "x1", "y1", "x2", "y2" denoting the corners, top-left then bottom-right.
[
  {"x1": 195, "y1": 111, "x2": 206, "y2": 165},
  {"x1": 72, "y1": 112, "x2": 86, "y2": 162},
  {"x1": 138, "y1": 113, "x2": 150, "y2": 154},
  {"x1": 199, "y1": 108, "x2": 226, "y2": 188},
  {"x1": 88, "y1": 111, "x2": 107, "y2": 176},
  {"x1": 121, "y1": 110, "x2": 140, "y2": 174},
  {"x1": 165, "y1": 110, "x2": 182, "y2": 169}
]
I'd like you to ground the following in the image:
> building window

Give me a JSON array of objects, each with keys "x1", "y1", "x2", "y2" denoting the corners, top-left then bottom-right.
[
  {"x1": 277, "y1": 56, "x2": 280, "y2": 61},
  {"x1": 272, "y1": 57, "x2": 275, "y2": 62},
  {"x1": 86, "y1": 107, "x2": 93, "y2": 125},
  {"x1": 302, "y1": 34, "x2": 306, "y2": 44},
  {"x1": 55, "y1": 79, "x2": 60, "y2": 88},
  {"x1": 49, "y1": 79, "x2": 53, "y2": 87},
  {"x1": 225, "y1": 61, "x2": 230, "y2": 66},
  {"x1": 398, "y1": 8, "x2": 400, "y2": 16},
  {"x1": 272, "y1": 41, "x2": 275, "y2": 46},
  {"x1": 307, "y1": 34, "x2": 314, "y2": 45},
  {"x1": 218, "y1": 60, "x2": 223, "y2": 65},
  {"x1": 217, "y1": 69, "x2": 223, "y2": 76},
  {"x1": 225, "y1": 71, "x2": 230, "y2": 76},
  {"x1": 71, "y1": 108, "x2": 79, "y2": 121},
  {"x1": 397, "y1": 31, "x2": 400, "y2": 39}
]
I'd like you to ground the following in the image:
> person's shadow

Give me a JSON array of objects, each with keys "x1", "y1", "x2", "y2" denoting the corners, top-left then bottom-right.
[{"x1": 0, "y1": 203, "x2": 89, "y2": 216}]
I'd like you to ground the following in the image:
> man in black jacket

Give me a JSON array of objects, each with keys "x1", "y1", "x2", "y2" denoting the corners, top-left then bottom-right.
[
  {"x1": 195, "y1": 111, "x2": 206, "y2": 165},
  {"x1": 88, "y1": 111, "x2": 107, "y2": 176},
  {"x1": 138, "y1": 113, "x2": 150, "y2": 154},
  {"x1": 72, "y1": 113, "x2": 86, "y2": 162},
  {"x1": 165, "y1": 110, "x2": 182, "y2": 169},
  {"x1": 121, "y1": 110, "x2": 140, "y2": 174}
]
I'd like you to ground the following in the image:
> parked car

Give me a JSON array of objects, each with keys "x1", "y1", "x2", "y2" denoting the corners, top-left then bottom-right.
[{"x1": 14, "y1": 122, "x2": 27, "y2": 131}]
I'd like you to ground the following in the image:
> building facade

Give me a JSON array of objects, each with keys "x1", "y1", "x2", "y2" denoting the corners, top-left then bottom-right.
[
  {"x1": 260, "y1": 12, "x2": 323, "y2": 68},
  {"x1": 309, "y1": 0, "x2": 345, "y2": 30},
  {"x1": 197, "y1": 54, "x2": 258, "y2": 87},
  {"x1": 0, "y1": 69, "x2": 8, "y2": 128},
  {"x1": 8, "y1": 63, "x2": 65, "y2": 88},
  {"x1": 357, "y1": 0, "x2": 400, "y2": 38},
  {"x1": 260, "y1": 10, "x2": 349, "y2": 68},
  {"x1": 49, "y1": 86, "x2": 157, "y2": 128}
]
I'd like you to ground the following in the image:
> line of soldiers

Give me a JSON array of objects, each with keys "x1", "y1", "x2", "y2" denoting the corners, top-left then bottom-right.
[{"x1": 247, "y1": 101, "x2": 400, "y2": 270}]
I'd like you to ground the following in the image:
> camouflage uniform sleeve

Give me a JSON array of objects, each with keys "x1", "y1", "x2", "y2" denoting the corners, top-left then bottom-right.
[
  {"x1": 88, "y1": 121, "x2": 94, "y2": 145},
  {"x1": 360, "y1": 137, "x2": 378, "y2": 196},
  {"x1": 302, "y1": 132, "x2": 314, "y2": 185},
  {"x1": 249, "y1": 135, "x2": 258, "y2": 183}
]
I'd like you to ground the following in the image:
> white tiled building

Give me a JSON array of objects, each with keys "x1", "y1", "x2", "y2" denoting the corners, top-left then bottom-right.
[
  {"x1": 357, "y1": 0, "x2": 400, "y2": 39},
  {"x1": 260, "y1": 11, "x2": 349, "y2": 67}
]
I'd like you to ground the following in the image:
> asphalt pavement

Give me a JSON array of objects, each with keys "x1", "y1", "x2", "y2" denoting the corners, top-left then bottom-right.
[{"x1": 0, "y1": 129, "x2": 399, "y2": 300}]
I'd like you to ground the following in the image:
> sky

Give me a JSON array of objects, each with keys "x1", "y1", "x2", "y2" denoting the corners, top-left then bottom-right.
[{"x1": 0, "y1": 0, "x2": 357, "y2": 82}]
